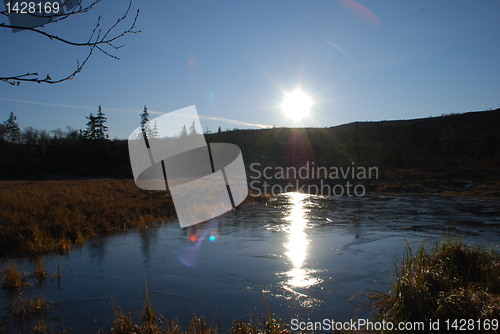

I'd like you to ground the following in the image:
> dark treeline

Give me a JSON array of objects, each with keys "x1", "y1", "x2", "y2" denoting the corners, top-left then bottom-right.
[
  {"x1": 208, "y1": 109, "x2": 500, "y2": 182},
  {"x1": 0, "y1": 133, "x2": 130, "y2": 179},
  {"x1": 0, "y1": 107, "x2": 130, "y2": 179},
  {"x1": 1, "y1": 108, "x2": 499, "y2": 180}
]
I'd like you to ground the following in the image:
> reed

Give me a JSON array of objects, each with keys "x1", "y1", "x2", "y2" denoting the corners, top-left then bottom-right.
[
  {"x1": 5, "y1": 294, "x2": 52, "y2": 334},
  {"x1": 106, "y1": 295, "x2": 289, "y2": 334},
  {"x1": 373, "y1": 238, "x2": 500, "y2": 333},
  {"x1": 231, "y1": 315, "x2": 290, "y2": 334},
  {"x1": 2, "y1": 261, "x2": 63, "y2": 293},
  {"x1": 31, "y1": 261, "x2": 48, "y2": 284},
  {"x1": 1, "y1": 263, "x2": 25, "y2": 290},
  {"x1": 10, "y1": 295, "x2": 49, "y2": 318},
  {"x1": 109, "y1": 298, "x2": 137, "y2": 333},
  {"x1": 31, "y1": 318, "x2": 49, "y2": 334}
]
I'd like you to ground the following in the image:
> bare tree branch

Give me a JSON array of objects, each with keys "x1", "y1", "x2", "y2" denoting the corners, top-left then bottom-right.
[
  {"x1": 0, "y1": 0, "x2": 140, "y2": 85},
  {"x1": 1, "y1": 46, "x2": 95, "y2": 85}
]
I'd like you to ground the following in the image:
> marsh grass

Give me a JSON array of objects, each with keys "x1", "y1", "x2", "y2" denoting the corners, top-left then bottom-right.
[
  {"x1": 373, "y1": 238, "x2": 500, "y2": 332},
  {"x1": 107, "y1": 282, "x2": 221, "y2": 334},
  {"x1": 1, "y1": 261, "x2": 59, "y2": 292},
  {"x1": 0, "y1": 179, "x2": 178, "y2": 256},
  {"x1": 231, "y1": 312, "x2": 290, "y2": 334},
  {"x1": 31, "y1": 261, "x2": 49, "y2": 285},
  {"x1": 107, "y1": 300, "x2": 219, "y2": 334},
  {"x1": 0, "y1": 179, "x2": 268, "y2": 256},
  {"x1": 106, "y1": 290, "x2": 290, "y2": 334},
  {"x1": 31, "y1": 318, "x2": 49, "y2": 334},
  {"x1": 107, "y1": 310, "x2": 289, "y2": 334},
  {"x1": 0, "y1": 262, "x2": 63, "y2": 332},
  {"x1": 1, "y1": 263, "x2": 27, "y2": 290},
  {"x1": 10, "y1": 295, "x2": 49, "y2": 318},
  {"x1": 108, "y1": 299, "x2": 137, "y2": 333},
  {"x1": 4, "y1": 294, "x2": 53, "y2": 334}
]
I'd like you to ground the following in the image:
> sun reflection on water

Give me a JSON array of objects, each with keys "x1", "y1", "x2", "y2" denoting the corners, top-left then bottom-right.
[{"x1": 279, "y1": 192, "x2": 323, "y2": 307}]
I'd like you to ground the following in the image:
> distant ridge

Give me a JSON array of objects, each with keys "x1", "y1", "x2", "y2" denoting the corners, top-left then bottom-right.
[
  {"x1": 0, "y1": 108, "x2": 499, "y2": 179},
  {"x1": 208, "y1": 107, "x2": 500, "y2": 171}
]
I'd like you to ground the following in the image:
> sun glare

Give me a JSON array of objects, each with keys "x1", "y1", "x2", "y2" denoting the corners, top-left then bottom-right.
[{"x1": 282, "y1": 90, "x2": 312, "y2": 120}]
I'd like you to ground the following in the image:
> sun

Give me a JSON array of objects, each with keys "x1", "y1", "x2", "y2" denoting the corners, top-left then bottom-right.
[{"x1": 281, "y1": 90, "x2": 312, "y2": 120}]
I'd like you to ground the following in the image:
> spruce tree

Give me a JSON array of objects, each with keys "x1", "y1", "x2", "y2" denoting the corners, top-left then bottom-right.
[
  {"x1": 140, "y1": 105, "x2": 152, "y2": 138},
  {"x1": 95, "y1": 105, "x2": 109, "y2": 140},
  {"x1": 4, "y1": 111, "x2": 20, "y2": 143},
  {"x1": 151, "y1": 121, "x2": 159, "y2": 139},
  {"x1": 0, "y1": 124, "x2": 6, "y2": 145},
  {"x1": 189, "y1": 120, "x2": 197, "y2": 135},
  {"x1": 83, "y1": 113, "x2": 97, "y2": 140},
  {"x1": 179, "y1": 125, "x2": 188, "y2": 138}
]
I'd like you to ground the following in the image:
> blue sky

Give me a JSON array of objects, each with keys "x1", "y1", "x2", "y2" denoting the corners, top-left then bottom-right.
[{"x1": 1, "y1": 0, "x2": 499, "y2": 139}]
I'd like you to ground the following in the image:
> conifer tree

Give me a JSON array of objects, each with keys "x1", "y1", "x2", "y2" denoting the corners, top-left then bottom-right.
[
  {"x1": 83, "y1": 106, "x2": 109, "y2": 140},
  {"x1": 189, "y1": 120, "x2": 197, "y2": 135},
  {"x1": 4, "y1": 111, "x2": 21, "y2": 143},
  {"x1": 95, "y1": 105, "x2": 109, "y2": 140},
  {"x1": 83, "y1": 113, "x2": 97, "y2": 140},
  {"x1": 140, "y1": 105, "x2": 152, "y2": 138},
  {"x1": 179, "y1": 125, "x2": 188, "y2": 138},
  {"x1": 151, "y1": 121, "x2": 159, "y2": 139},
  {"x1": 0, "y1": 124, "x2": 6, "y2": 145}
]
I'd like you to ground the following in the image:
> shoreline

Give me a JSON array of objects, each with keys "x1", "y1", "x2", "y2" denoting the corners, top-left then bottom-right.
[
  {"x1": 248, "y1": 166, "x2": 500, "y2": 200},
  {"x1": 1, "y1": 173, "x2": 497, "y2": 257},
  {"x1": 0, "y1": 179, "x2": 268, "y2": 258}
]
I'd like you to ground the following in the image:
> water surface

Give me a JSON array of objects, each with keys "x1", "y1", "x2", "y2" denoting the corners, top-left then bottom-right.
[{"x1": 1, "y1": 193, "x2": 499, "y2": 332}]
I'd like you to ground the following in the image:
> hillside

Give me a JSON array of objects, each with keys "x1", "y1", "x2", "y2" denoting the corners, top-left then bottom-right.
[
  {"x1": 208, "y1": 108, "x2": 500, "y2": 170},
  {"x1": 1, "y1": 108, "x2": 499, "y2": 196}
]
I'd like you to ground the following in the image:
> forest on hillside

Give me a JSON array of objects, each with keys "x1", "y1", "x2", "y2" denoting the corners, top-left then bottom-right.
[{"x1": 0, "y1": 108, "x2": 499, "y2": 180}]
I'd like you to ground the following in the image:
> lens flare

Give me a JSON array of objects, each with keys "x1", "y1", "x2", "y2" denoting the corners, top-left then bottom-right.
[
  {"x1": 340, "y1": 0, "x2": 381, "y2": 25},
  {"x1": 177, "y1": 221, "x2": 220, "y2": 267}
]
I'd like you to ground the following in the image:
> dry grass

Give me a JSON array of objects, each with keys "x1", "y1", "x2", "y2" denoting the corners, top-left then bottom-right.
[
  {"x1": 0, "y1": 179, "x2": 178, "y2": 256},
  {"x1": 103, "y1": 282, "x2": 289, "y2": 334},
  {"x1": 4, "y1": 294, "x2": 54, "y2": 334},
  {"x1": 106, "y1": 282, "x2": 220, "y2": 334},
  {"x1": 106, "y1": 304, "x2": 290, "y2": 334},
  {"x1": 373, "y1": 238, "x2": 500, "y2": 333},
  {"x1": 230, "y1": 314, "x2": 290, "y2": 334},
  {"x1": 1, "y1": 261, "x2": 60, "y2": 292},
  {"x1": 0, "y1": 179, "x2": 269, "y2": 256},
  {"x1": 31, "y1": 261, "x2": 48, "y2": 284},
  {"x1": 1, "y1": 263, "x2": 26, "y2": 290},
  {"x1": 10, "y1": 295, "x2": 49, "y2": 318}
]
